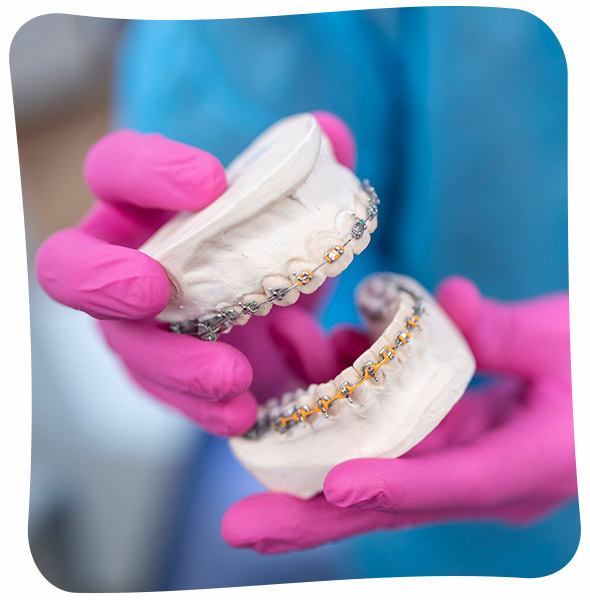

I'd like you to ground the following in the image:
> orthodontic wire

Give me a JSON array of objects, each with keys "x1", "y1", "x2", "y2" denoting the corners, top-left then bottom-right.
[{"x1": 243, "y1": 287, "x2": 425, "y2": 439}]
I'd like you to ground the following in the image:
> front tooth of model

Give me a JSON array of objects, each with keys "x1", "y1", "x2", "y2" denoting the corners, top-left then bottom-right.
[
  {"x1": 332, "y1": 366, "x2": 362, "y2": 407},
  {"x1": 281, "y1": 391, "x2": 295, "y2": 408},
  {"x1": 229, "y1": 306, "x2": 252, "y2": 326},
  {"x1": 353, "y1": 193, "x2": 378, "y2": 235},
  {"x1": 315, "y1": 381, "x2": 337, "y2": 400},
  {"x1": 308, "y1": 381, "x2": 338, "y2": 419},
  {"x1": 351, "y1": 349, "x2": 386, "y2": 393},
  {"x1": 317, "y1": 238, "x2": 355, "y2": 278},
  {"x1": 287, "y1": 260, "x2": 326, "y2": 295},
  {"x1": 266, "y1": 398, "x2": 281, "y2": 420},
  {"x1": 261, "y1": 275, "x2": 299, "y2": 307},
  {"x1": 344, "y1": 219, "x2": 372, "y2": 256},
  {"x1": 254, "y1": 403, "x2": 268, "y2": 422}
]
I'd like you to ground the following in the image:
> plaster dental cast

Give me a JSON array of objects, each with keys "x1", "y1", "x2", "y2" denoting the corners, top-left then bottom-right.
[
  {"x1": 137, "y1": 114, "x2": 475, "y2": 498},
  {"x1": 36, "y1": 112, "x2": 576, "y2": 552}
]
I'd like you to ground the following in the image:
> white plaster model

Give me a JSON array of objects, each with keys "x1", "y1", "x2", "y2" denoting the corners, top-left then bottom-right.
[
  {"x1": 230, "y1": 273, "x2": 476, "y2": 499},
  {"x1": 140, "y1": 113, "x2": 475, "y2": 498},
  {"x1": 140, "y1": 113, "x2": 377, "y2": 328}
]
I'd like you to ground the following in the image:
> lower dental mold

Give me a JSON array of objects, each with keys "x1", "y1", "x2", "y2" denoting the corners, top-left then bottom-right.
[{"x1": 229, "y1": 273, "x2": 476, "y2": 499}]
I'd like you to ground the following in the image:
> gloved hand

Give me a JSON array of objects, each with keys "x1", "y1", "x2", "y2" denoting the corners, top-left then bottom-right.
[
  {"x1": 35, "y1": 112, "x2": 355, "y2": 437},
  {"x1": 221, "y1": 277, "x2": 577, "y2": 553}
]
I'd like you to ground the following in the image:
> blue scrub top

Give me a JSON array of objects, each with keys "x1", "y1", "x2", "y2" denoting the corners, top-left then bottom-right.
[{"x1": 113, "y1": 7, "x2": 578, "y2": 588}]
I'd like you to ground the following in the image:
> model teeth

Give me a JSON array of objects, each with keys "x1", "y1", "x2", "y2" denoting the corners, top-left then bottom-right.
[
  {"x1": 253, "y1": 285, "x2": 422, "y2": 432},
  {"x1": 325, "y1": 246, "x2": 344, "y2": 262},
  {"x1": 266, "y1": 398, "x2": 282, "y2": 419},
  {"x1": 230, "y1": 273, "x2": 476, "y2": 499},
  {"x1": 167, "y1": 179, "x2": 379, "y2": 341}
]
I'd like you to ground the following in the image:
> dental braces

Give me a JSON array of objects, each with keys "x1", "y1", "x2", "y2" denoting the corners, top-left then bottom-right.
[
  {"x1": 169, "y1": 179, "x2": 380, "y2": 341},
  {"x1": 244, "y1": 286, "x2": 426, "y2": 439}
]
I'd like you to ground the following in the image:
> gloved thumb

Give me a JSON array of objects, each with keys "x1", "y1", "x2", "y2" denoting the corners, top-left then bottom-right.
[{"x1": 436, "y1": 275, "x2": 570, "y2": 378}]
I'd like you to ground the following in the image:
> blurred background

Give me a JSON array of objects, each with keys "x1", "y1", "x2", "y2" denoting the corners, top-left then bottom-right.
[{"x1": 13, "y1": 9, "x2": 578, "y2": 593}]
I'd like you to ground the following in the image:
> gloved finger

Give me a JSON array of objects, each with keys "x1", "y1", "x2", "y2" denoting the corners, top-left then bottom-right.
[
  {"x1": 481, "y1": 495, "x2": 574, "y2": 524},
  {"x1": 220, "y1": 491, "x2": 556, "y2": 554},
  {"x1": 99, "y1": 319, "x2": 253, "y2": 401},
  {"x1": 405, "y1": 377, "x2": 524, "y2": 456},
  {"x1": 312, "y1": 111, "x2": 357, "y2": 170},
  {"x1": 130, "y1": 372, "x2": 258, "y2": 437},
  {"x1": 36, "y1": 228, "x2": 170, "y2": 320},
  {"x1": 84, "y1": 129, "x2": 226, "y2": 212},
  {"x1": 80, "y1": 129, "x2": 226, "y2": 246},
  {"x1": 436, "y1": 276, "x2": 570, "y2": 379},
  {"x1": 268, "y1": 306, "x2": 341, "y2": 384},
  {"x1": 324, "y1": 379, "x2": 575, "y2": 512},
  {"x1": 221, "y1": 493, "x2": 406, "y2": 554},
  {"x1": 329, "y1": 325, "x2": 371, "y2": 368},
  {"x1": 78, "y1": 201, "x2": 174, "y2": 249}
]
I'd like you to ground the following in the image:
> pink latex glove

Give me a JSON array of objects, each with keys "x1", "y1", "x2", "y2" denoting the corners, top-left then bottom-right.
[
  {"x1": 35, "y1": 112, "x2": 356, "y2": 437},
  {"x1": 221, "y1": 277, "x2": 577, "y2": 553}
]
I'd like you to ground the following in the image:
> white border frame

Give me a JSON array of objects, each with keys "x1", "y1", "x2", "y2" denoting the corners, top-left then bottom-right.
[{"x1": 2, "y1": 1, "x2": 587, "y2": 598}]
